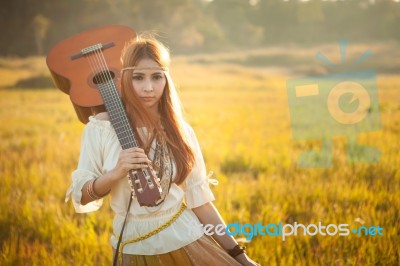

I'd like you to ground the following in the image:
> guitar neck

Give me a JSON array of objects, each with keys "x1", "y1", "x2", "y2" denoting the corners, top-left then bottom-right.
[{"x1": 97, "y1": 80, "x2": 138, "y2": 150}]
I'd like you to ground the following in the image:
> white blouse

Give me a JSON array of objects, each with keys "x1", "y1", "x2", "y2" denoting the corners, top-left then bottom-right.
[{"x1": 65, "y1": 116, "x2": 215, "y2": 255}]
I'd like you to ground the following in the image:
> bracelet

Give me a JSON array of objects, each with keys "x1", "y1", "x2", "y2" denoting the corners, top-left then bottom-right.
[
  {"x1": 227, "y1": 244, "x2": 246, "y2": 258},
  {"x1": 87, "y1": 178, "x2": 102, "y2": 200}
]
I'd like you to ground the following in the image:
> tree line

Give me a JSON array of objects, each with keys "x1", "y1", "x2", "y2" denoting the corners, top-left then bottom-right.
[{"x1": 1, "y1": 0, "x2": 399, "y2": 56}]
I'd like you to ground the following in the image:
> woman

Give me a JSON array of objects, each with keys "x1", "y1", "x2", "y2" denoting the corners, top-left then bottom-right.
[{"x1": 66, "y1": 35, "x2": 259, "y2": 266}]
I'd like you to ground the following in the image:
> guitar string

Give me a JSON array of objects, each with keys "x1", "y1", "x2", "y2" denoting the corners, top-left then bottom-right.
[
  {"x1": 91, "y1": 50, "x2": 137, "y2": 148},
  {"x1": 89, "y1": 50, "x2": 122, "y2": 141},
  {"x1": 90, "y1": 49, "x2": 141, "y2": 153},
  {"x1": 94, "y1": 49, "x2": 166, "y2": 205},
  {"x1": 86, "y1": 52, "x2": 136, "y2": 158},
  {"x1": 89, "y1": 47, "x2": 156, "y2": 196},
  {"x1": 86, "y1": 49, "x2": 143, "y2": 196},
  {"x1": 87, "y1": 49, "x2": 141, "y2": 198},
  {"x1": 96, "y1": 49, "x2": 138, "y2": 148},
  {"x1": 97, "y1": 49, "x2": 170, "y2": 208}
]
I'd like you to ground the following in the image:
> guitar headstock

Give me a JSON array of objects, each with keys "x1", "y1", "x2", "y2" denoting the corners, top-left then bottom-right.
[{"x1": 128, "y1": 167, "x2": 163, "y2": 207}]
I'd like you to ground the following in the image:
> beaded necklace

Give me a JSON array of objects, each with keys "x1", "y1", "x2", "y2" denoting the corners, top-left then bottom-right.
[{"x1": 151, "y1": 134, "x2": 173, "y2": 203}]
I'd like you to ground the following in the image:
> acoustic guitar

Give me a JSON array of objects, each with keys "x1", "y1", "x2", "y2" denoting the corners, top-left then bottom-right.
[{"x1": 47, "y1": 25, "x2": 163, "y2": 207}]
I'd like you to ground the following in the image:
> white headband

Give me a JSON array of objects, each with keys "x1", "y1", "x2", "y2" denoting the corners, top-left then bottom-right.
[{"x1": 121, "y1": 66, "x2": 169, "y2": 72}]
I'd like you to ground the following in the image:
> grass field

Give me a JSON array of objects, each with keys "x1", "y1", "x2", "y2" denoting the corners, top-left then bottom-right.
[{"x1": 0, "y1": 42, "x2": 399, "y2": 265}]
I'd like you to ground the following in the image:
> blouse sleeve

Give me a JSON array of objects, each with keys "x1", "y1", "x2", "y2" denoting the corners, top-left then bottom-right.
[
  {"x1": 182, "y1": 124, "x2": 215, "y2": 209},
  {"x1": 65, "y1": 117, "x2": 111, "y2": 213}
]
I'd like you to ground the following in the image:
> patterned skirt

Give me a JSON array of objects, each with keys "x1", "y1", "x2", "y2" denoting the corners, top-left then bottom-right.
[{"x1": 113, "y1": 235, "x2": 242, "y2": 266}]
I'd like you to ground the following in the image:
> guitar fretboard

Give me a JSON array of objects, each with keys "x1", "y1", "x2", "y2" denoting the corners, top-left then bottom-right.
[{"x1": 97, "y1": 80, "x2": 138, "y2": 150}]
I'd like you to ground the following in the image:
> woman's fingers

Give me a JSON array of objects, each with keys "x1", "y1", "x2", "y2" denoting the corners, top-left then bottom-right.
[
  {"x1": 124, "y1": 147, "x2": 145, "y2": 154},
  {"x1": 120, "y1": 156, "x2": 151, "y2": 166},
  {"x1": 128, "y1": 162, "x2": 150, "y2": 170},
  {"x1": 120, "y1": 154, "x2": 152, "y2": 164},
  {"x1": 121, "y1": 148, "x2": 152, "y2": 163},
  {"x1": 112, "y1": 148, "x2": 154, "y2": 180},
  {"x1": 120, "y1": 162, "x2": 149, "y2": 170},
  {"x1": 117, "y1": 148, "x2": 152, "y2": 173}
]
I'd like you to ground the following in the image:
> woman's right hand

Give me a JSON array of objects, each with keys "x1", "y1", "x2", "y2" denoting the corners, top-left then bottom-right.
[{"x1": 111, "y1": 147, "x2": 152, "y2": 181}]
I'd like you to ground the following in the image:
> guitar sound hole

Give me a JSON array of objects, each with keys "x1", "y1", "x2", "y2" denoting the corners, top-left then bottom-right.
[{"x1": 93, "y1": 70, "x2": 115, "y2": 84}]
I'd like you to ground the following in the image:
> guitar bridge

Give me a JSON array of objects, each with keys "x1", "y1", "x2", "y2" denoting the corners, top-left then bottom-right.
[{"x1": 70, "y1": 42, "x2": 115, "y2": 60}]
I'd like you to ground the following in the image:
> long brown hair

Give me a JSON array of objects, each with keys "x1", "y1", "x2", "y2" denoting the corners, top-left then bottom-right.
[{"x1": 120, "y1": 35, "x2": 195, "y2": 185}]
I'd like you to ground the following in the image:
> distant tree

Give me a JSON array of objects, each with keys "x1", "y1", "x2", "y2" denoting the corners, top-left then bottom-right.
[
  {"x1": 204, "y1": 0, "x2": 264, "y2": 47},
  {"x1": 33, "y1": 14, "x2": 50, "y2": 55},
  {"x1": 0, "y1": 0, "x2": 399, "y2": 56}
]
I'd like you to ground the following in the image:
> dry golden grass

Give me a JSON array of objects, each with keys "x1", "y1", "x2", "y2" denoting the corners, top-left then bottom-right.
[{"x1": 0, "y1": 42, "x2": 399, "y2": 265}]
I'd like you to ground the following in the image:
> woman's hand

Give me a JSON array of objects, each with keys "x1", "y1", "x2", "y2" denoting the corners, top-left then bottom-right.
[
  {"x1": 110, "y1": 147, "x2": 152, "y2": 181},
  {"x1": 235, "y1": 253, "x2": 260, "y2": 266},
  {"x1": 192, "y1": 203, "x2": 260, "y2": 266},
  {"x1": 81, "y1": 147, "x2": 151, "y2": 205}
]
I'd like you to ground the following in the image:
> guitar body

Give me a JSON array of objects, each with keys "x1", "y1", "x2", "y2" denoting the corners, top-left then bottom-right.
[{"x1": 46, "y1": 25, "x2": 136, "y2": 123}]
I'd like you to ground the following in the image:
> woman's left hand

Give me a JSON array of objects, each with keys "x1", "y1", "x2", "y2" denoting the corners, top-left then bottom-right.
[{"x1": 235, "y1": 253, "x2": 260, "y2": 266}]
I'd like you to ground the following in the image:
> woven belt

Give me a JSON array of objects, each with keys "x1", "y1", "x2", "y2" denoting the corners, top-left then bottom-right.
[{"x1": 117, "y1": 202, "x2": 187, "y2": 264}]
